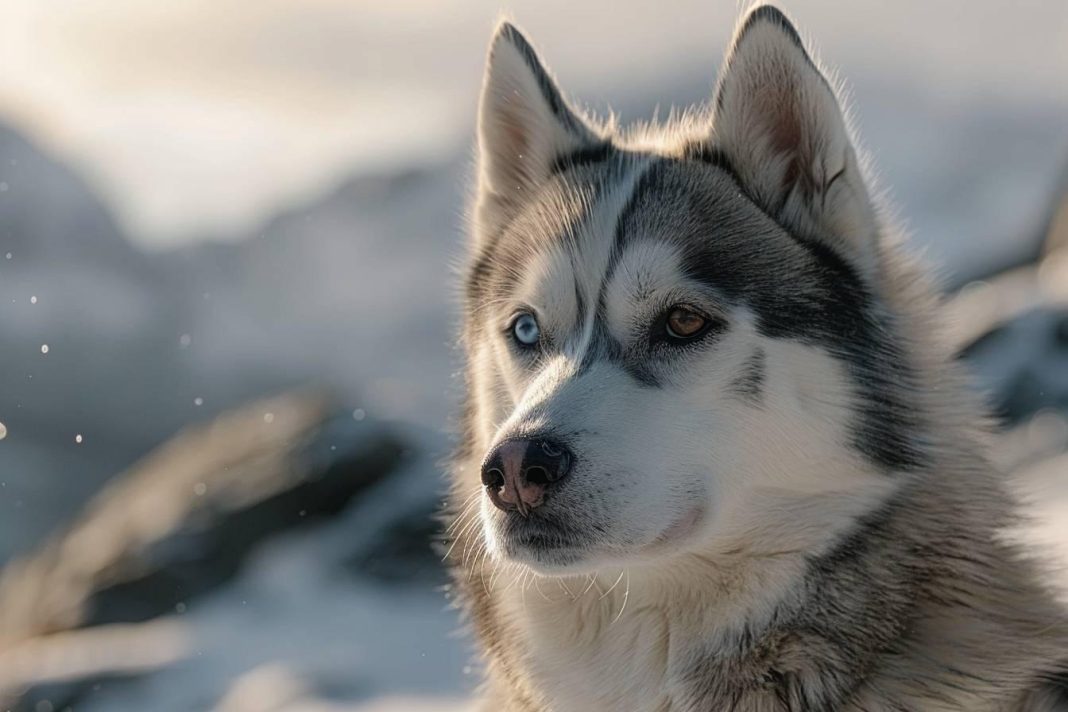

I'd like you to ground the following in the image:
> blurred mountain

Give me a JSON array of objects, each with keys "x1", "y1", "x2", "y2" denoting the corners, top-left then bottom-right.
[
  {"x1": 0, "y1": 125, "x2": 174, "y2": 561},
  {"x1": 0, "y1": 124, "x2": 141, "y2": 269},
  {"x1": 159, "y1": 159, "x2": 465, "y2": 432}
]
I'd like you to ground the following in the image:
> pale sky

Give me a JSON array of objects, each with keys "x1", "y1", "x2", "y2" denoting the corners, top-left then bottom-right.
[{"x1": 0, "y1": 0, "x2": 1065, "y2": 247}]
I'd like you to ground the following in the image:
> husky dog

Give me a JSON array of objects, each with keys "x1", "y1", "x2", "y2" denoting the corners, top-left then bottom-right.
[{"x1": 446, "y1": 5, "x2": 1068, "y2": 710}]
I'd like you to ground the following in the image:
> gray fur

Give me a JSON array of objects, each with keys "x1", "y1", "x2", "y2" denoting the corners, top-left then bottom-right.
[
  {"x1": 731, "y1": 348, "x2": 765, "y2": 402},
  {"x1": 447, "y1": 6, "x2": 1068, "y2": 711}
]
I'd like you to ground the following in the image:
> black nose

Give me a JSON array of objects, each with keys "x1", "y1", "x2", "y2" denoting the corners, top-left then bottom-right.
[{"x1": 480, "y1": 438, "x2": 573, "y2": 515}]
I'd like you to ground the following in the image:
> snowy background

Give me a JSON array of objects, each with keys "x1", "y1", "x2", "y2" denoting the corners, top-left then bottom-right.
[{"x1": 0, "y1": 1, "x2": 1066, "y2": 710}]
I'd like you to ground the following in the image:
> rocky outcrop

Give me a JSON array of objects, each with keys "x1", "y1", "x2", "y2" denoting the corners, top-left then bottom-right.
[{"x1": 0, "y1": 392, "x2": 412, "y2": 708}]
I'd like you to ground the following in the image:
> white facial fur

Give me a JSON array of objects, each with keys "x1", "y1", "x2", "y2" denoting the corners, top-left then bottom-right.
[{"x1": 474, "y1": 218, "x2": 894, "y2": 577}]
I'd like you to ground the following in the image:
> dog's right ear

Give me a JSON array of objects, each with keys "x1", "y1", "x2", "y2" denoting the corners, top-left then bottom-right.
[{"x1": 475, "y1": 21, "x2": 599, "y2": 239}]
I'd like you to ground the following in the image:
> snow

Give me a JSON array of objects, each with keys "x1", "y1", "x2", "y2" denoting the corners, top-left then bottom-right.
[{"x1": 64, "y1": 454, "x2": 478, "y2": 712}]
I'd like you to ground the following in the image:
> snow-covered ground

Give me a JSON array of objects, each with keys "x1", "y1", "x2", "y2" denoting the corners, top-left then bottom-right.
[{"x1": 72, "y1": 457, "x2": 478, "y2": 712}]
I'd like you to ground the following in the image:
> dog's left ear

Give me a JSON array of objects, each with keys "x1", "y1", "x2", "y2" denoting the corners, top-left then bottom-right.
[
  {"x1": 475, "y1": 21, "x2": 600, "y2": 239},
  {"x1": 711, "y1": 6, "x2": 878, "y2": 276}
]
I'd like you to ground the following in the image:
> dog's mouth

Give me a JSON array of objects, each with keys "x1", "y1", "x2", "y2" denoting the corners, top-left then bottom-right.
[
  {"x1": 500, "y1": 510, "x2": 581, "y2": 544},
  {"x1": 492, "y1": 502, "x2": 707, "y2": 566},
  {"x1": 497, "y1": 510, "x2": 591, "y2": 564}
]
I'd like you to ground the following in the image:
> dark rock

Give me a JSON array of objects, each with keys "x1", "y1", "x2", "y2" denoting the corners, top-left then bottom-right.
[
  {"x1": 343, "y1": 495, "x2": 445, "y2": 586},
  {"x1": 0, "y1": 392, "x2": 409, "y2": 706},
  {"x1": 958, "y1": 306, "x2": 1068, "y2": 426}
]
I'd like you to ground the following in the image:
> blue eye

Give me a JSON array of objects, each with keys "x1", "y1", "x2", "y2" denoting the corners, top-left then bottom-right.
[{"x1": 512, "y1": 313, "x2": 540, "y2": 346}]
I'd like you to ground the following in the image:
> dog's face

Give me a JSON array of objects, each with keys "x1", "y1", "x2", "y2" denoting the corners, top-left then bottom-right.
[{"x1": 463, "y1": 8, "x2": 923, "y2": 575}]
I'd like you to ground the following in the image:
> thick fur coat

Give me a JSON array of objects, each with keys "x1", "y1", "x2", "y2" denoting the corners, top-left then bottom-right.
[{"x1": 445, "y1": 6, "x2": 1068, "y2": 710}]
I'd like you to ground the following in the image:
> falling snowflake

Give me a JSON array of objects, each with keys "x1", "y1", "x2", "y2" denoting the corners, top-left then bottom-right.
[
  {"x1": 40, "y1": 344, "x2": 49, "y2": 354},
  {"x1": 75, "y1": 434, "x2": 83, "y2": 444}
]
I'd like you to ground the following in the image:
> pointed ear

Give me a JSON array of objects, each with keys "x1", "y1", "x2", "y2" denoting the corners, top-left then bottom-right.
[
  {"x1": 711, "y1": 6, "x2": 879, "y2": 276},
  {"x1": 476, "y1": 21, "x2": 600, "y2": 237}
]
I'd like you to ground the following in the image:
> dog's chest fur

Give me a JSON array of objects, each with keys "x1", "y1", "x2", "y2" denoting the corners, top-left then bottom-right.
[
  {"x1": 485, "y1": 535, "x2": 1068, "y2": 712},
  {"x1": 512, "y1": 592, "x2": 678, "y2": 711}
]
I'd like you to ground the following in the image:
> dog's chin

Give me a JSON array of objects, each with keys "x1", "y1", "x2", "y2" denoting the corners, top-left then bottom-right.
[
  {"x1": 490, "y1": 511, "x2": 600, "y2": 575},
  {"x1": 493, "y1": 508, "x2": 707, "y2": 576},
  {"x1": 502, "y1": 540, "x2": 591, "y2": 575}
]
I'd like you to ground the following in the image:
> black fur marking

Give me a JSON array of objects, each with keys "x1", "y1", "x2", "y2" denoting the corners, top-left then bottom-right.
[
  {"x1": 470, "y1": 161, "x2": 621, "y2": 317},
  {"x1": 497, "y1": 23, "x2": 585, "y2": 136},
  {"x1": 732, "y1": 347, "x2": 766, "y2": 403},
  {"x1": 1034, "y1": 669, "x2": 1068, "y2": 707},
  {"x1": 600, "y1": 160, "x2": 665, "y2": 302},
  {"x1": 572, "y1": 264, "x2": 587, "y2": 335},
  {"x1": 621, "y1": 360, "x2": 661, "y2": 388},
  {"x1": 625, "y1": 158, "x2": 927, "y2": 472},
  {"x1": 575, "y1": 315, "x2": 662, "y2": 387},
  {"x1": 683, "y1": 142, "x2": 737, "y2": 176},
  {"x1": 580, "y1": 160, "x2": 668, "y2": 388},
  {"x1": 682, "y1": 231, "x2": 926, "y2": 472},
  {"x1": 550, "y1": 142, "x2": 615, "y2": 175}
]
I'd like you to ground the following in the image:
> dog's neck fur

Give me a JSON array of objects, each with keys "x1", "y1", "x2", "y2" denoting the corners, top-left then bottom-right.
[{"x1": 461, "y1": 460, "x2": 1068, "y2": 711}]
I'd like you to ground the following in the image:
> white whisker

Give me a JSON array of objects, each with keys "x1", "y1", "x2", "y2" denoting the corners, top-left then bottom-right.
[
  {"x1": 611, "y1": 569, "x2": 631, "y2": 625},
  {"x1": 599, "y1": 569, "x2": 626, "y2": 600}
]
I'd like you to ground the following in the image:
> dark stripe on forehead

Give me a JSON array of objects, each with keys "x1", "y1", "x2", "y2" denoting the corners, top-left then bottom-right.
[
  {"x1": 568, "y1": 158, "x2": 668, "y2": 388},
  {"x1": 550, "y1": 142, "x2": 615, "y2": 176},
  {"x1": 571, "y1": 257, "x2": 587, "y2": 333},
  {"x1": 466, "y1": 151, "x2": 641, "y2": 330},
  {"x1": 592, "y1": 159, "x2": 664, "y2": 326}
]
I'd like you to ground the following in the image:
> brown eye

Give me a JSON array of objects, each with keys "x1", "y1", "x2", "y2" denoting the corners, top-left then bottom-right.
[{"x1": 665, "y1": 307, "x2": 707, "y2": 339}]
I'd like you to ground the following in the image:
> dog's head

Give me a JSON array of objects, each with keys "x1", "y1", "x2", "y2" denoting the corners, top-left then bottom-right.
[{"x1": 461, "y1": 6, "x2": 928, "y2": 575}]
